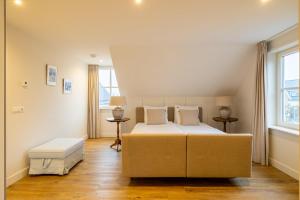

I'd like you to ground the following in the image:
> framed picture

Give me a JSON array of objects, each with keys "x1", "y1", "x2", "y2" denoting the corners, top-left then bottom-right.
[
  {"x1": 63, "y1": 79, "x2": 72, "y2": 94},
  {"x1": 46, "y1": 65, "x2": 57, "y2": 86}
]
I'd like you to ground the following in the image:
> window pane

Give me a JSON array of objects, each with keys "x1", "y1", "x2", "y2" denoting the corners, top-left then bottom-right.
[
  {"x1": 283, "y1": 88, "x2": 299, "y2": 124},
  {"x1": 99, "y1": 69, "x2": 110, "y2": 87},
  {"x1": 283, "y1": 52, "x2": 299, "y2": 88},
  {"x1": 111, "y1": 88, "x2": 120, "y2": 96},
  {"x1": 111, "y1": 69, "x2": 119, "y2": 87},
  {"x1": 100, "y1": 86, "x2": 110, "y2": 106}
]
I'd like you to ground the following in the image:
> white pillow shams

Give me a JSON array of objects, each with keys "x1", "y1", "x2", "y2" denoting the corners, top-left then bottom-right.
[
  {"x1": 179, "y1": 109, "x2": 200, "y2": 125},
  {"x1": 144, "y1": 106, "x2": 168, "y2": 125},
  {"x1": 174, "y1": 105, "x2": 199, "y2": 124}
]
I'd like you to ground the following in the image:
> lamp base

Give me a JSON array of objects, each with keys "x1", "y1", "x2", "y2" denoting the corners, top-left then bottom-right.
[
  {"x1": 219, "y1": 107, "x2": 231, "y2": 119},
  {"x1": 112, "y1": 107, "x2": 124, "y2": 120}
]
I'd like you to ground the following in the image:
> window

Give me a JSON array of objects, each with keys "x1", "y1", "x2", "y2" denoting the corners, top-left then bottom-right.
[
  {"x1": 99, "y1": 67, "x2": 120, "y2": 107},
  {"x1": 278, "y1": 48, "x2": 299, "y2": 129}
]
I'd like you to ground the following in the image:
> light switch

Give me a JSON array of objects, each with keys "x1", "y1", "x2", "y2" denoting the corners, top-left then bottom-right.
[{"x1": 12, "y1": 106, "x2": 24, "y2": 113}]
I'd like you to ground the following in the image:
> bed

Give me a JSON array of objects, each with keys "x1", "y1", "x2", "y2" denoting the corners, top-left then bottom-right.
[{"x1": 122, "y1": 107, "x2": 252, "y2": 178}]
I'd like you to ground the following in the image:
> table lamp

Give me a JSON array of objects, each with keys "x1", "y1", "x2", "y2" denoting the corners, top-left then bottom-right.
[
  {"x1": 216, "y1": 96, "x2": 232, "y2": 119},
  {"x1": 110, "y1": 96, "x2": 127, "y2": 120}
]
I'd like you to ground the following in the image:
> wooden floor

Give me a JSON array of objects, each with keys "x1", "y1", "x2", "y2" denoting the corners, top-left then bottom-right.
[{"x1": 7, "y1": 138, "x2": 299, "y2": 200}]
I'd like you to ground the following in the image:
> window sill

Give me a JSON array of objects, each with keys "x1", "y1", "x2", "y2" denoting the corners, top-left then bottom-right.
[
  {"x1": 269, "y1": 125, "x2": 299, "y2": 136},
  {"x1": 99, "y1": 106, "x2": 115, "y2": 110}
]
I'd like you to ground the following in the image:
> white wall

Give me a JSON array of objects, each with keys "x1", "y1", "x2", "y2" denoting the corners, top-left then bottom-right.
[
  {"x1": 100, "y1": 96, "x2": 237, "y2": 137},
  {"x1": 6, "y1": 25, "x2": 88, "y2": 186},
  {"x1": 233, "y1": 47, "x2": 257, "y2": 132},
  {"x1": 0, "y1": 0, "x2": 5, "y2": 198},
  {"x1": 269, "y1": 128, "x2": 299, "y2": 179}
]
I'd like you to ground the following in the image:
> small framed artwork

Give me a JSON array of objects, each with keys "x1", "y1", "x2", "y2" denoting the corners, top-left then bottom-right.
[
  {"x1": 46, "y1": 65, "x2": 57, "y2": 86},
  {"x1": 63, "y1": 79, "x2": 72, "y2": 94}
]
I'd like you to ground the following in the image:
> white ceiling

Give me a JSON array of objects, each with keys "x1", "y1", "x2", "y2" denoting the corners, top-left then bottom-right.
[{"x1": 6, "y1": 0, "x2": 298, "y2": 96}]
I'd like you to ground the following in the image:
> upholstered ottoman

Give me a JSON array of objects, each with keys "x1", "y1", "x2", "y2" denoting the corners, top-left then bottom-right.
[{"x1": 28, "y1": 138, "x2": 84, "y2": 175}]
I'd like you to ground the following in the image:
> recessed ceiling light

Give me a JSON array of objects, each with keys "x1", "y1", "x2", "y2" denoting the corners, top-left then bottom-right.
[
  {"x1": 261, "y1": 0, "x2": 271, "y2": 4},
  {"x1": 14, "y1": 0, "x2": 23, "y2": 6},
  {"x1": 99, "y1": 59, "x2": 104, "y2": 63},
  {"x1": 135, "y1": 0, "x2": 142, "y2": 5}
]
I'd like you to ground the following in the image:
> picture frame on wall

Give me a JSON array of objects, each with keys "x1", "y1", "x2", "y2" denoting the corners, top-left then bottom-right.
[
  {"x1": 63, "y1": 79, "x2": 72, "y2": 94},
  {"x1": 46, "y1": 65, "x2": 57, "y2": 86}
]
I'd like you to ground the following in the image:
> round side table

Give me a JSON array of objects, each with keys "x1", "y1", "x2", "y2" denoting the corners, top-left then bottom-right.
[
  {"x1": 106, "y1": 117, "x2": 130, "y2": 152},
  {"x1": 213, "y1": 117, "x2": 238, "y2": 132}
]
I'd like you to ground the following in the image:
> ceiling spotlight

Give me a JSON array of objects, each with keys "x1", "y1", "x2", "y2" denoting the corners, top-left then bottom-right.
[
  {"x1": 135, "y1": 0, "x2": 142, "y2": 5},
  {"x1": 99, "y1": 59, "x2": 104, "y2": 63},
  {"x1": 14, "y1": 0, "x2": 23, "y2": 6},
  {"x1": 261, "y1": 0, "x2": 271, "y2": 4}
]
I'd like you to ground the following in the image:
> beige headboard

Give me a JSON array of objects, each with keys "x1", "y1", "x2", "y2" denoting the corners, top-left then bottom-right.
[{"x1": 136, "y1": 107, "x2": 203, "y2": 123}]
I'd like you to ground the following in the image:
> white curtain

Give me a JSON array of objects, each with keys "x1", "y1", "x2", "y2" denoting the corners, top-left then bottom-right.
[
  {"x1": 88, "y1": 65, "x2": 100, "y2": 139},
  {"x1": 252, "y1": 41, "x2": 268, "y2": 166}
]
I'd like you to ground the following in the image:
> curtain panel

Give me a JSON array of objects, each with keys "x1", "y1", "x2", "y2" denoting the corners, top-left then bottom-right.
[
  {"x1": 252, "y1": 41, "x2": 268, "y2": 166},
  {"x1": 88, "y1": 65, "x2": 100, "y2": 139}
]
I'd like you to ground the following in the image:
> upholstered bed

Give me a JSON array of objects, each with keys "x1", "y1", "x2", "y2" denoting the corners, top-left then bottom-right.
[{"x1": 122, "y1": 107, "x2": 253, "y2": 178}]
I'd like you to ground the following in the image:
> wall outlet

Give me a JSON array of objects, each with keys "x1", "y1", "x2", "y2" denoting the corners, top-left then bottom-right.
[{"x1": 12, "y1": 106, "x2": 24, "y2": 113}]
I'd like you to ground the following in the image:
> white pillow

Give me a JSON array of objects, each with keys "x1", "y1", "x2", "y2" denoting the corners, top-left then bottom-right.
[
  {"x1": 174, "y1": 105, "x2": 199, "y2": 124},
  {"x1": 144, "y1": 106, "x2": 168, "y2": 124},
  {"x1": 179, "y1": 109, "x2": 200, "y2": 125}
]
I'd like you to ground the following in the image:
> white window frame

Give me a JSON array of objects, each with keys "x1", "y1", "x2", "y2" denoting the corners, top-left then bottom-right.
[
  {"x1": 277, "y1": 46, "x2": 299, "y2": 130},
  {"x1": 99, "y1": 66, "x2": 120, "y2": 109}
]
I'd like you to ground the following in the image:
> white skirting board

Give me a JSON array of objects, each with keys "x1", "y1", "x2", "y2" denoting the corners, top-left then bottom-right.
[
  {"x1": 82, "y1": 134, "x2": 88, "y2": 140},
  {"x1": 269, "y1": 158, "x2": 299, "y2": 180},
  {"x1": 6, "y1": 167, "x2": 29, "y2": 187}
]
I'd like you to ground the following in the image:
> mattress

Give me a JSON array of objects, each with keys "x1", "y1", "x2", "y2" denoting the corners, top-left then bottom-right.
[
  {"x1": 131, "y1": 122, "x2": 224, "y2": 135},
  {"x1": 28, "y1": 138, "x2": 84, "y2": 159}
]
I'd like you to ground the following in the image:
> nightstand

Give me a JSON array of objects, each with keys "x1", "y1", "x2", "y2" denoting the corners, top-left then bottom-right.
[
  {"x1": 213, "y1": 117, "x2": 238, "y2": 132},
  {"x1": 106, "y1": 117, "x2": 130, "y2": 152}
]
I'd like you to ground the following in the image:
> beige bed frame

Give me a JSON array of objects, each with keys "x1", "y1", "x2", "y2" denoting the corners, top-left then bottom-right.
[{"x1": 122, "y1": 107, "x2": 253, "y2": 178}]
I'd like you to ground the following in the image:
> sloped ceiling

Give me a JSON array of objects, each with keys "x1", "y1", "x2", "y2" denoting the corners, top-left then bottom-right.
[
  {"x1": 111, "y1": 45, "x2": 257, "y2": 96},
  {"x1": 7, "y1": 0, "x2": 298, "y2": 96}
]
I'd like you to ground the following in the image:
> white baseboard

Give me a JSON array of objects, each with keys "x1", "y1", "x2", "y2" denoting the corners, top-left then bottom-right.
[
  {"x1": 82, "y1": 134, "x2": 88, "y2": 140},
  {"x1": 269, "y1": 158, "x2": 299, "y2": 180},
  {"x1": 6, "y1": 167, "x2": 29, "y2": 187}
]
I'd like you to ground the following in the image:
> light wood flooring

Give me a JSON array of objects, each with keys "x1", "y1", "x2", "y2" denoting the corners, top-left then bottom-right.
[{"x1": 7, "y1": 138, "x2": 299, "y2": 200}]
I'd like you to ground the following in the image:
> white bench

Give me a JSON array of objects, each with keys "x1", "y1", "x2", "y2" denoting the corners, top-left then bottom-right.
[{"x1": 28, "y1": 138, "x2": 84, "y2": 175}]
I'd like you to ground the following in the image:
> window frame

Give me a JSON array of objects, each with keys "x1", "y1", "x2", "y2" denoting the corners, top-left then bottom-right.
[
  {"x1": 276, "y1": 46, "x2": 299, "y2": 130},
  {"x1": 99, "y1": 66, "x2": 120, "y2": 108}
]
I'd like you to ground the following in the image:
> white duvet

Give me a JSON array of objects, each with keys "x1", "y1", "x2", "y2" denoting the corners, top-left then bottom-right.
[
  {"x1": 176, "y1": 123, "x2": 224, "y2": 134},
  {"x1": 131, "y1": 122, "x2": 224, "y2": 135},
  {"x1": 131, "y1": 122, "x2": 184, "y2": 134}
]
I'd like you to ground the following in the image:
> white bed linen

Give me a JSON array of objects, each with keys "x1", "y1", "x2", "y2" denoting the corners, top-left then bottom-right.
[
  {"x1": 131, "y1": 122, "x2": 184, "y2": 134},
  {"x1": 176, "y1": 123, "x2": 224, "y2": 134},
  {"x1": 131, "y1": 122, "x2": 224, "y2": 135}
]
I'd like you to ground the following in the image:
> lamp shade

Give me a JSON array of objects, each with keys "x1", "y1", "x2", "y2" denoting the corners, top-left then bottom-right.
[
  {"x1": 216, "y1": 96, "x2": 232, "y2": 107},
  {"x1": 109, "y1": 96, "x2": 127, "y2": 106}
]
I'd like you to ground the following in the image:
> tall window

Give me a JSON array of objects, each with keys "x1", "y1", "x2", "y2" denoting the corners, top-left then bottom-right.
[
  {"x1": 99, "y1": 67, "x2": 120, "y2": 107},
  {"x1": 278, "y1": 48, "x2": 299, "y2": 129}
]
